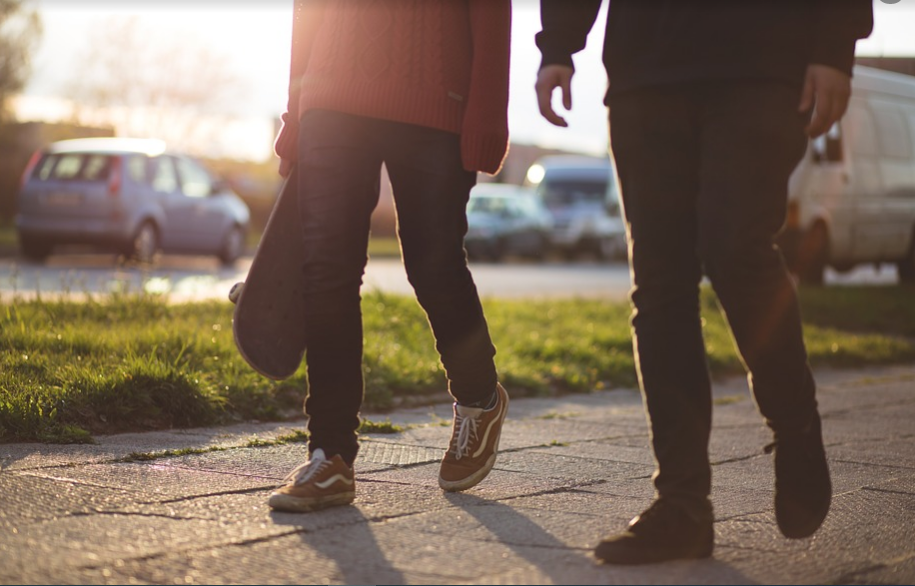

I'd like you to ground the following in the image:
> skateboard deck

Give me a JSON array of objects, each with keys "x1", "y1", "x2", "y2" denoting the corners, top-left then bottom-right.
[{"x1": 230, "y1": 167, "x2": 308, "y2": 380}]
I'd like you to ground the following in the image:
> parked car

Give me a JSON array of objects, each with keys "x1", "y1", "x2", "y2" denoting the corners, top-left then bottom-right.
[
  {"x1": 778, "y1": 65, "x2": 915, "y2": 285},
  {"x1": 524, "y1": 155, "x2": 626, "y2": 260},
  {"x1": 465, "y1": 183, "x2": 553, "y2": 261},
  {"x1": 16, "y1": 137, "x2": 250, "y2": 265}
]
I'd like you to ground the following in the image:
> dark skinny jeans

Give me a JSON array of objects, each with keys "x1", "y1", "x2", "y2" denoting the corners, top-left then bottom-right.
[
  {"x1": 295, "y1": 110, "x2": 498, "y2": 465},
  {"x1": 608, "y1": 81, "x2": 818, "y2": 511}
]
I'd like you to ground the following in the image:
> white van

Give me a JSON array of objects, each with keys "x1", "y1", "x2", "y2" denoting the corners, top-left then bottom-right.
[
  {"x1": 524, "y1": 155, "x2": 626, "y2": 260},
  {"x1": 780, "y1": 65, "x2": 915, "y2": 284}
]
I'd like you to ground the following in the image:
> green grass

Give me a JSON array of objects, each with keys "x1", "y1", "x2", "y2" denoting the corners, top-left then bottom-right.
[
  {"x1": 367, "y1": 236, "x2": 402, "y2": 259},
  {"x1": 2, "y1": 286, "x2": 914, "y2": 443}
]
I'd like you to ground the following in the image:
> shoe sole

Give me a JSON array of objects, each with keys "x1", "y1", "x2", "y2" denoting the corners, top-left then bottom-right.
[
  {"x1": 439, "y1": 453, "x2": 497, "y2": 492},
  {"x1": 267, "y1": 491, "x2": 355, "y2": 513},
  {"x1": 776, "y1": 497, "x2": 830, "y2": 539},
  {"x1": 594, "y1": 542, "x2": 714, "y2": 565},
  {"x1": 439, "y1": 386, "x2": 509, "y2": 492}
]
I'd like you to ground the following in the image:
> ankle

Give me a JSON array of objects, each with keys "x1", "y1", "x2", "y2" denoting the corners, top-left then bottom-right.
[{"x1": 458, "y1": 387, "x2": 498, "y2": 410}]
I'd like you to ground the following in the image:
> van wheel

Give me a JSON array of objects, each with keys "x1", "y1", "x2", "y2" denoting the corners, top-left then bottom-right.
[
  {"x1": 796, "y1": 223, "x2": 828, "y2": 286},
  {"x1": 898, "y1": 229, "x2": 915, "y2": 284},
  {"x1": 130, "y1": 222, "x2": 159, "y2": 264}
]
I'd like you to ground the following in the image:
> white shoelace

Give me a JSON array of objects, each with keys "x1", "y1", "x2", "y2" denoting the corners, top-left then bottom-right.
[
  {"x1": 283, "y1": 449, "x2": 330, "y2": 486},
  {"x1": 452, "y1": 412, "x2": 480, "y2": 460}
]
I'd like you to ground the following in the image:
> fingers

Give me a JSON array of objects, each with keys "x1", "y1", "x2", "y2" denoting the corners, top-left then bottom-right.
[
  {"x1": 561, "y1": 73, "x2": 572, "y2": 111},
  {"x1": 535, "y1": 65, "x2": 574, "y2": 127},
  {"x1": 279, "y1": 158, "x2": 292, "y2": 178},
  {"x1": 807, "y1": 96, "x2": 841, "y2": 138},
  {"x1": 802, "y1": 64, "x2": 852, "y2": 138},
  {"x1": 798, "y1": 72, "x2": 814, "y2": 115}
]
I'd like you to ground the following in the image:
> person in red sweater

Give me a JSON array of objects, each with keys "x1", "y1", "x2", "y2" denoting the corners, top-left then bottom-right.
[{"x1": 267, "y1": 0, "x2": 512, "y2": 513}]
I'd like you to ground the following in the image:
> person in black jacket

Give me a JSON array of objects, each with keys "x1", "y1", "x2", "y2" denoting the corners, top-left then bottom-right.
[{"x1": 535, "y1": 0, "x2": 873, "y2": 565}]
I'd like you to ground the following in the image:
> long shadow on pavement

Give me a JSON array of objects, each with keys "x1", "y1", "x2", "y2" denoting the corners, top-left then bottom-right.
[
  {"x1": 271, "y1": 507, "x2": 407, "y2": 585},
  {"x1": 447, "y1": 492, "x2": 758, "y2": 585}
]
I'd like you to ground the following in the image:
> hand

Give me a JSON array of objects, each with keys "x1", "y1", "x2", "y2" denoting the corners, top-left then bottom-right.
[
  {"x1": 535, "y1": 65, "x2": 574, "y2": 127},
  {"x1": 799, "y1": 64, "x2": 852, "y2": 138},
  {"x1": 279, "y1": 158, "x2": 293, "y2": 178}
]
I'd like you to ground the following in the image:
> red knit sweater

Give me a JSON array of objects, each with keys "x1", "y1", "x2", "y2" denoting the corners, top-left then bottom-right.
[{"x1": 274, "y1": 0, "x2": 511, "y2": 175}]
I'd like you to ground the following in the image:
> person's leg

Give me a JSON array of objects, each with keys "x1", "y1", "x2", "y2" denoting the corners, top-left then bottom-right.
[
  {"x1": 697, "y1": 81, "x2": 815, "y2": 431},
  {"x1": 595, "y1": 87, "x2": 714, "y2": 564},
  {"x1": 382, "y1": 124, "x2": 498, "y2": 405},
  {"x1": 296, "y1": 110, "x2": 384, "y2": 467},
  {"x1": 611, "y1": 87, "x2": 713, "y2": 509},
  {"x1": 268, "y1": 110, "x2": 382, "y2": 513},
  {"x1": 696, "y1": 81, "x2": 829, "y2": 539},
  {"x1": 379, "y1": 120, "x2": 506, "y2": 492}
]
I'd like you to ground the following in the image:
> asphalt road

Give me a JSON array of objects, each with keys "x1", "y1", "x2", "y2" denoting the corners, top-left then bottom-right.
[{"x1": 0, "y1": 253, "x2": 901, "y2": 302}]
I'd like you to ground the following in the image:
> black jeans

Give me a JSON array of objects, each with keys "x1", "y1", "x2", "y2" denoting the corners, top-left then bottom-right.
[
  {"x1": 609, "y1": 82, "x2": 817, "y2": 510},
  {"x1": 295, "y1": 110, "x2": 498, "y2": 465}
]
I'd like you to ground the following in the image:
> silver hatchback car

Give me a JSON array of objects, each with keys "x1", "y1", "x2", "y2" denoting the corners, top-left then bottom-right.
[{"x1": 16, "y1": 137, "x2": 250, "y2": 265}]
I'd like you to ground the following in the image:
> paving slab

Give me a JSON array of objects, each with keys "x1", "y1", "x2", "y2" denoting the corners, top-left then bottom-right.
[{"x1": 1, "y1": 365, "x2": 914, "y2": 584}]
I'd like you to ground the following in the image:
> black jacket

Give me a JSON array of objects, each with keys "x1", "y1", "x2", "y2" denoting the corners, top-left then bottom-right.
[{"x1": 536, "y1": 0, "x2": 874, "y2": 101}]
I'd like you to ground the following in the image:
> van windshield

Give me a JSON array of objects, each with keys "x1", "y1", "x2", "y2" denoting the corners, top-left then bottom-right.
[{"x1": 539, "y1": 179, "x2": 608, "y2": 208}]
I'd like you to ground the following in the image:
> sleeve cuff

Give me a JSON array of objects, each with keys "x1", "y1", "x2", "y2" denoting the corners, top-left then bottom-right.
[
  {"x1": 273, "y1": 112, "x2": 299, "y2": 161},
  {"x1": 810, "y1": 39, "x2": 857, "y2": 77}
]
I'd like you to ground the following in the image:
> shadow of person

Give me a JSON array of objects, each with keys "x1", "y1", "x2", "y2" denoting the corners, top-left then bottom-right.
[
  {"x1": 271, "y1": 506, "x2": 407, "y2": 585},
  {"x1": 445, "y1": 492, "x2": 758, "y2": 584},
  {"x1": 444, "y1": 491, "x2": 595, "y2": 583}
]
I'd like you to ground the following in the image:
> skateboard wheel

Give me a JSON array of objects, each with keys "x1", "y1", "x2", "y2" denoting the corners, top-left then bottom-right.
[{"x1": 229, "y1": 282, "x2": 244, "y2": 304}]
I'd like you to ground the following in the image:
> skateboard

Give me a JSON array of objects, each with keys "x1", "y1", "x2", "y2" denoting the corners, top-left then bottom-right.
[{"x1": 229, "y1": 166, "x2": 308, "y2": 380}]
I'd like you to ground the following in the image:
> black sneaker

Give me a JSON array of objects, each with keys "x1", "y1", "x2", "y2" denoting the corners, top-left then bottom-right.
[
  {"x1": 594, "y1": 499, "x2": 714, "y2": 565},
  {"x1": 768, "y1": 411, "x2": 831, "y2": 539}
]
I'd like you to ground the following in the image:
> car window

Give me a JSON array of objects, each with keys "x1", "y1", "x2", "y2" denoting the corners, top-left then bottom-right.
[
  {"x1": 515, "y1": 196, "x2": 540, "y2": 216},
  {"x1": 29, "y1": 153, "x2": 114, "y2": 182},
  {"x1": 150, "y1": 156, "x2": 178, "y2": 194},
  {"x1": 540, "y1": 179, "x2": 608, "y2": 207},
  {"x1": 127, "y1": 155, "x2": 148, "y2": 183},
  {"x1": 175, "y1": 157, "x2": 213, "y2": 198},
  {"x1": 53, "y1": 154, "x2": 83, "y2": 179},
  {"x1": 81, "y1": 155, "x2": 110, "y2": 180},
  {"x1": 469, "y1": 196, "x2": 507, "y2": 215}
]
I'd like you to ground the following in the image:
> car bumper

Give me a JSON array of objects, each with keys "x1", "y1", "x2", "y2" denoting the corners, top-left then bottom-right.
[{"x1": 16, "y1": 216, "x2": 134, "y2": 247}]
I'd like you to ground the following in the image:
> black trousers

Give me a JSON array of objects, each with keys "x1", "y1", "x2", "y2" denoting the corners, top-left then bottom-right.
[
  {"x1": 609, "y1": 81, "x2": 817, "y2": 509},
  {"x1": 295, "y1": 110, "x2": 498, "y2": 465}
]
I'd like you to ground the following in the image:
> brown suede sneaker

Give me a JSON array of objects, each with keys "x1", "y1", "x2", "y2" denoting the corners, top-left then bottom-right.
[
  {"x1": 268, "y1": 449, "x2": 355, "y2": 513},
  {"x1": 439, "y1": 383, "x2": 509, "y2": 492}
]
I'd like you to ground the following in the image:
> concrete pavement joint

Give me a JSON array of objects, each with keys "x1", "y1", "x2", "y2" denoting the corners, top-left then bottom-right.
[
  {"x1": 154, "y1": 485, "x2": 275, "y2": 505},
  {"x1": 67, "y1": 510, "x2": 212, "y2": 523},
  {"x1": 861, "y1": 486, "x2": 915, "y2": 497},
  {"x1": 830, "y1": 457, "x2": 915, "y2": 472}
]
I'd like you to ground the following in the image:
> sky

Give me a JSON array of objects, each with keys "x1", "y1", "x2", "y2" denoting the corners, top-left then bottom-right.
[{"x1": 18, "y1": 0, "x2": 915, "y2": 162}]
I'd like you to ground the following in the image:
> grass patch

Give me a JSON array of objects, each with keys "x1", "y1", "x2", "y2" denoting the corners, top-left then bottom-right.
[
  {"x1": 358, "y1": 418, "x2": 404, "y2": 434},
  {"x1": 368, "y1": 236, "x2": 402, "y2": 259},
  {"x1": 2, "y1": 286, "x2": 914, "y2": 443}
]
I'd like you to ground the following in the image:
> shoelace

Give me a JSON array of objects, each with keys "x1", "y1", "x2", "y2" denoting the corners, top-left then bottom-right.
[
  {"x1": 451, "y1": 413, "x2": 480, "y2": 461},
  {"x1": 284, "y1": 456, "x2": 330, "y2": 486}
]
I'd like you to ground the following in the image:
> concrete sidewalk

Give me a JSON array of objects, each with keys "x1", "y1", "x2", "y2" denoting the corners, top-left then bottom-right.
[{"x1": 2, "y1": 365, "x2": 914, "y2": 585}]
